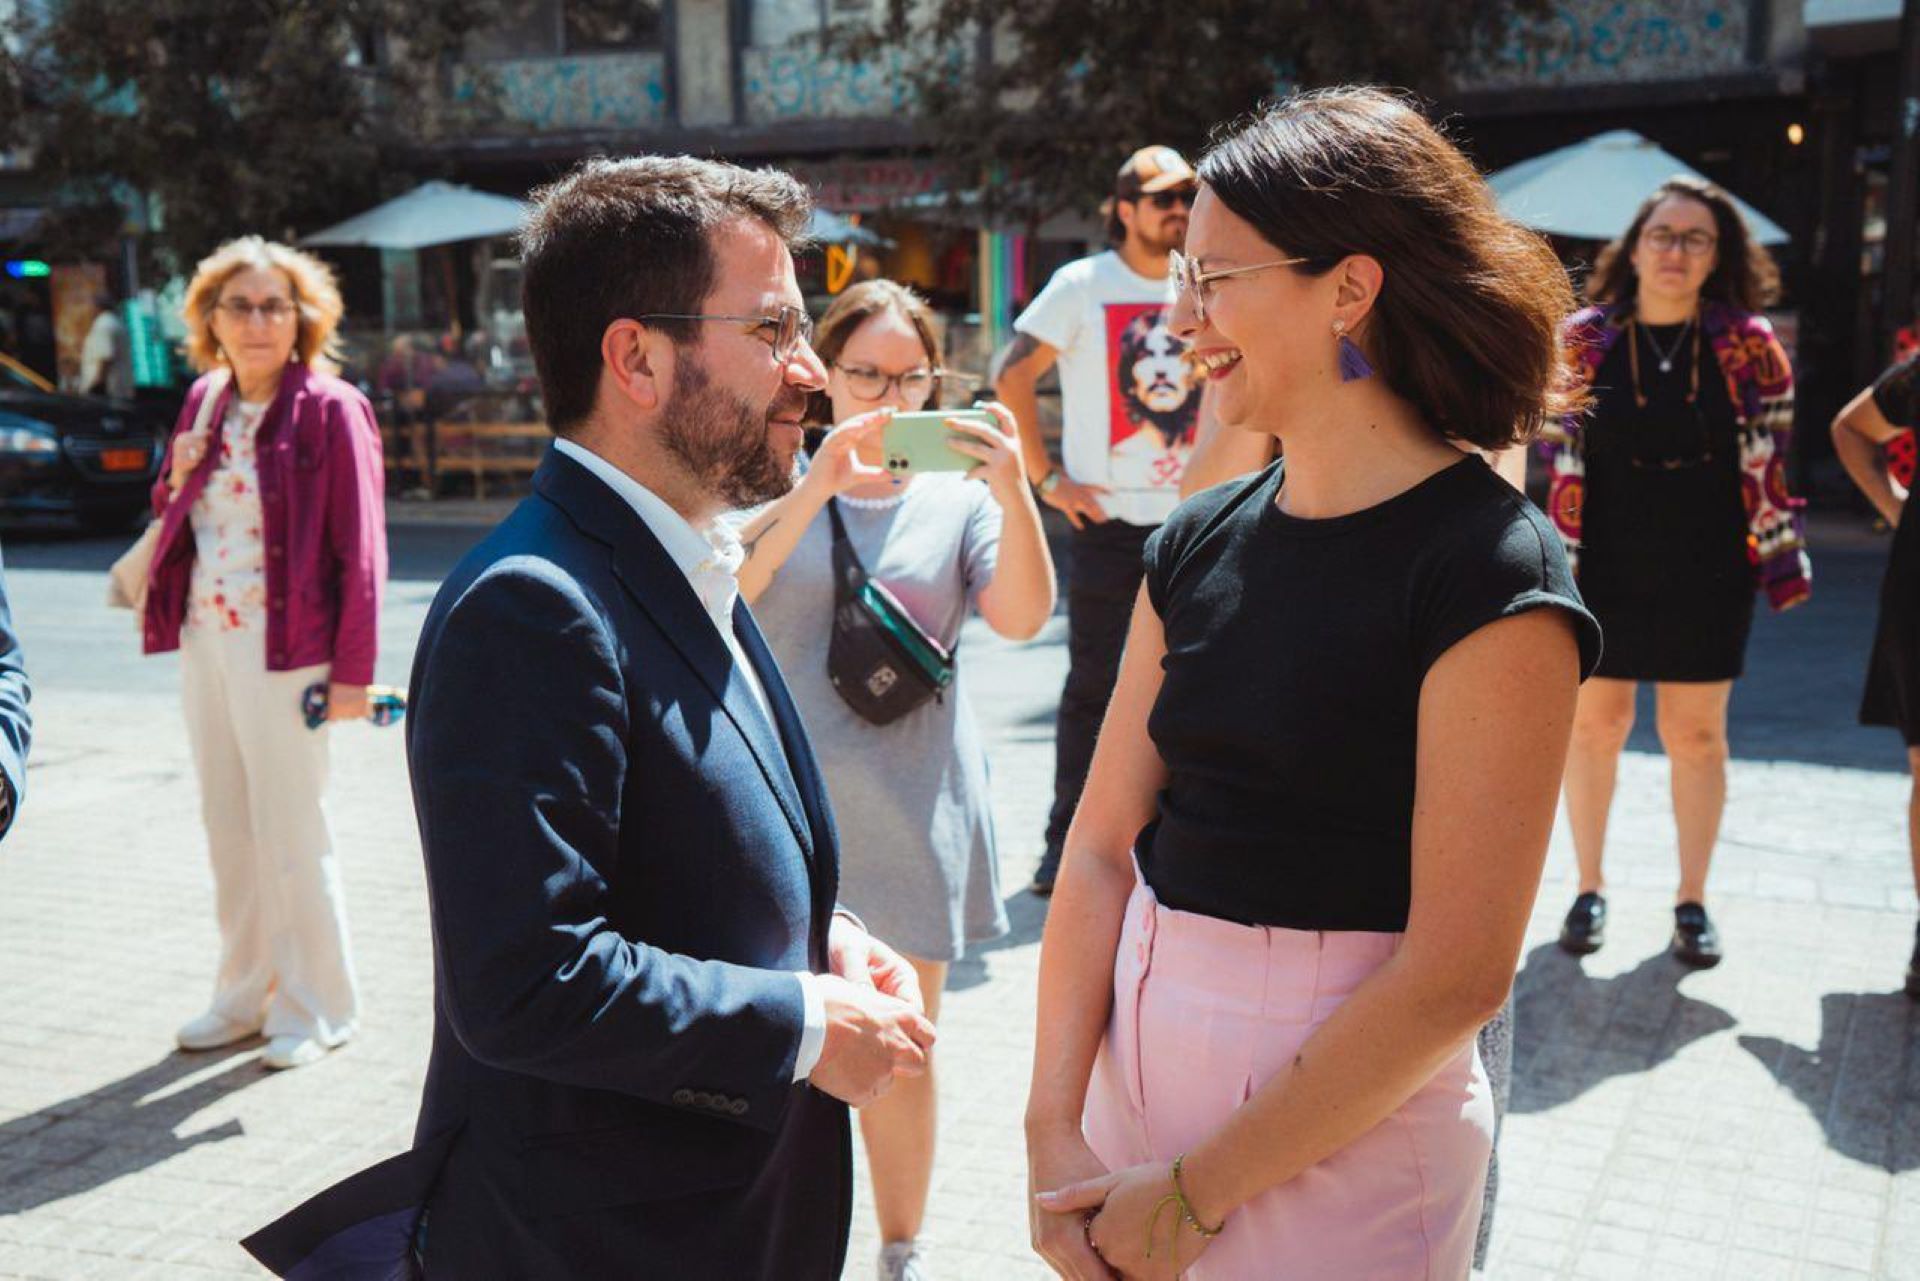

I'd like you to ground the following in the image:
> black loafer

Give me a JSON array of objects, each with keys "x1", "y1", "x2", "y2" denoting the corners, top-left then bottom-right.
[
  {"x1": 1030, "y1": 847, "x2": 1062, "y2": 898},
  {"x1": 1906, "y1": 922, "x2": 1920, "y2": 1001},
  {"x1": 1558, "y1": 891, "x2": 1607, "y2": 955},
  {"x1": 1672, "y1": 901, "x2": 1722, "y2": 968}
]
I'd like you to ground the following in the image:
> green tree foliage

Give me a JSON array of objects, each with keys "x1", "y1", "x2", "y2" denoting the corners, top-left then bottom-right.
[
  {"x1": 1, "y1": 0, "x2": 508, "y2": 269},
  {"x1": 831, "y1": 0, "x2": 1548, "y2": 225}
]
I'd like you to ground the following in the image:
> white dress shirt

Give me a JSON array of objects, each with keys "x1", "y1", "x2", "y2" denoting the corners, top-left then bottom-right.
[{"x1": 553, "y1": 438, "x2": 827, "y2": 1082}]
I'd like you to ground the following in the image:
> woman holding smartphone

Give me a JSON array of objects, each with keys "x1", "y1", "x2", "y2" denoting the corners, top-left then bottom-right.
[
  {"x1": 1024, "y1": 88, "x2": 1600, "y2": 1278},
  {"x1": 733, "y1": 279, "x2": 1055, "y2": 1281}
]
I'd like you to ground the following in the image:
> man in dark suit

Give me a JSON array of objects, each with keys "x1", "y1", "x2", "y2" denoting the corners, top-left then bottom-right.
[
  {"x1": 245, "y1": 156, "x2": 935, "y2": 1279},
  {"x1": 0, "y1": 547, "x2": 29, "y2": 839}
]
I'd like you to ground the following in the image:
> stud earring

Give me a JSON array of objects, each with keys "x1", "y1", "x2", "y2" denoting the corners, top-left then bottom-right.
[{"x1": 1334, "y1": 320, "x2": 1374, "y2": 382}]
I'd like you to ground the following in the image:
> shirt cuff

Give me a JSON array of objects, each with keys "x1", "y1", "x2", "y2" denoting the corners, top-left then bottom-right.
[{"x1": 791, "y1": 971, "x2": 826, "y2": 1082}]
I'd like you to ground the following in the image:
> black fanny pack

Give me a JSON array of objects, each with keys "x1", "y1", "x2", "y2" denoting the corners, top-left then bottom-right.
[{"x1": 826, "y1": 499, "x2": 955, "y2": 725}]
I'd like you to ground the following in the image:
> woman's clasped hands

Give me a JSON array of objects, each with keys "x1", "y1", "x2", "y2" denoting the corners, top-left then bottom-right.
[{"x1": 1032, "y1": 1145, "x2": 1222, "y2": 1281}]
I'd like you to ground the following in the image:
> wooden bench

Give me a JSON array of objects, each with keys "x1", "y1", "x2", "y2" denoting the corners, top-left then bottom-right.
[{"x1": 431, "y1": 421, "x2": 549, "y2": 498}]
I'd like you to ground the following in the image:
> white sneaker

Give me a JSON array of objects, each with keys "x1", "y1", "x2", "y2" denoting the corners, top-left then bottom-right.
[
  {"x1": 175, "y1": 1012, "x2": 261, "y2": 1052},
  {"x1": 878, "y1": 1241, "x2": 928, "y2": 1281},
  {"x1": 260, "y1": 1035, "x2": 333, "y2": 1071}
]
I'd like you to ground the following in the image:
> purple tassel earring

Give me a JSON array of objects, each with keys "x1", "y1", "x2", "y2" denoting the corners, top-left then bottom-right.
[{"x1": 1335, "y1": 322, "x2": 1374, "y2": 382}]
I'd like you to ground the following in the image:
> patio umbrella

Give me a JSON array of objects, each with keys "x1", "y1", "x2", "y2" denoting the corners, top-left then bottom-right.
[
  {"x1": 1486, "y1": 131, "x2": 1789, "y2": 246},
  {"x1": 808, "y1": 208, "x2": 895, "y2": 248},
  {"x1": 299, "y1": 181, "x2": 527, "y2": 251}
]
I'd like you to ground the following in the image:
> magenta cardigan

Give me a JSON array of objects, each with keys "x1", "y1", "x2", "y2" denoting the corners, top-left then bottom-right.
[{"x1": 144, "y1": 366, "x2": 387, "y2": 685}]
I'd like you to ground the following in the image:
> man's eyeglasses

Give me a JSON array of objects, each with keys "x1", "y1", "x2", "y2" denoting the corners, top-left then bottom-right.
[
  {"x1": 217, "y1": 298, "x2": 298, "y2": 325},
  {"x1": 1168, "y1": 249, "x2": 1311, "y2": 327},
  {"x1": 835, "y1": 364, "x2": 939, "y2": 402},
  {"x1": 1642, "y1": 227, "x2": 1717, "y2": 257},
  {"x1": 638, "y1": 305, "x2": 813, "y2": 363},
  {"x1": 1141, "y1": 190, "x2": 1195, "y2": 212}
]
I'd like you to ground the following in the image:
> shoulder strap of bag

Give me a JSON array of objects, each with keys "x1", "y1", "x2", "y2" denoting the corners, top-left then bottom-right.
[
  {"x1": 188, "y1": 368, "x2": 230, "y2": 439},
  {"x1": 825, "y1": 498, "x2": 868, "y2": 595}
]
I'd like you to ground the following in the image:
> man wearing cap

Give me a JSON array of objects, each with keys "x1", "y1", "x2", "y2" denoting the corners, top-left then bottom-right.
[{"x1": 996, "y1": 145, "x2": 1203, "y2": 896}]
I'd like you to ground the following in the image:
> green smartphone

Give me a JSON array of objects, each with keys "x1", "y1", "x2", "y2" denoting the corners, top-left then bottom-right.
[{"x1": 881, "y1": 409, "x2": 995, "y2": 476}]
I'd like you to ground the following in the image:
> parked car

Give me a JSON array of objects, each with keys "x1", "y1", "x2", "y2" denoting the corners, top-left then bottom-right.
[{"x1": 0, "y1": 352, "x2": 176, "y2": 533}]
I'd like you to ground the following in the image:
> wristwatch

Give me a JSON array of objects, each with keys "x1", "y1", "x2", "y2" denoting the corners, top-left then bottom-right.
[{"x1": 1036, "y1": 470, "x2": 1063, "y2": 497}]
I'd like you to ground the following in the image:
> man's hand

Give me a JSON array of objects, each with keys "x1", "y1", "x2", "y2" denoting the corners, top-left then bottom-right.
[
  {"x1": 827, "y1": 914, "x2": 925, "y2": 1014},
  {"x1": 1041, "y1": 475, "x2": 1111, "y2": 529},
  {"x1": 806, "y1": 974, "x2": 936, "y2": 1108}
]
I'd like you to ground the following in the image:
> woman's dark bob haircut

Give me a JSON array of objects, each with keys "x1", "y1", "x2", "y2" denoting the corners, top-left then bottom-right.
[
  {"x1": 1587, "y1": 174, "x2": 1780, "y2": 314},
  {"x1": 1197, "y1": 87, "x2": 1578, "y2": 451}
]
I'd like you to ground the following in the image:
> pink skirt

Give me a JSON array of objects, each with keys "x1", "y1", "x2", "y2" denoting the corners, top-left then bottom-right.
[{"x1": 1083, "y1": 874, "x2": 1492, "y2": 1280}]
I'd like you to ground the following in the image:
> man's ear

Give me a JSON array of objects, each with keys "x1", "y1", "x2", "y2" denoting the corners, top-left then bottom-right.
[{"x1": 602, "y1": 318, "x2": 672, "y2": 413}]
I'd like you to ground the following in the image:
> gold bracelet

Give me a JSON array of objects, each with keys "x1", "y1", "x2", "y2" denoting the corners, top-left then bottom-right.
[{"x1": 1170, "y1": 1153, "x2": 1225, "y2": 1239}]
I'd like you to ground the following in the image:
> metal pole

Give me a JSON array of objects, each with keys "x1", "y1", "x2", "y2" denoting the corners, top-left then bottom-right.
[{"x1": 1882, "y1": 0, "x2": 1920, "y2": 358}]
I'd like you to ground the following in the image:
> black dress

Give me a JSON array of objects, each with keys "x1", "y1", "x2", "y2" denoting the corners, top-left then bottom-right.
[
  {"x1": 1861, "y1": 355, "x2": 1920, "y2": 743},
  {"x1": 1577, "y1": 319, "x2": 1755, "y2": 682}
]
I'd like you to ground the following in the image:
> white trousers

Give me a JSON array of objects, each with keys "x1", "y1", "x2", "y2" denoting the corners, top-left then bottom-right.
[{"x1": 180, "y1": 626, "x2": 359, "y2": 1044}]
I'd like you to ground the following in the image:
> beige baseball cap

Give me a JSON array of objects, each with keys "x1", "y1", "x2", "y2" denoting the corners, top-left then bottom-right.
[{"x1": 1114, "y1": 145, "x2": 1198, "y2": 199}]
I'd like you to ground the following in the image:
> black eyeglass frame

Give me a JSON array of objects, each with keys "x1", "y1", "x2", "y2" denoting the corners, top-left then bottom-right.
[
  {"x1": 637, "y1": 305, "x2": 813, "y2": 363},
  {"x1": 832, "y1": 363, "x2": 943, "y2": 402}
]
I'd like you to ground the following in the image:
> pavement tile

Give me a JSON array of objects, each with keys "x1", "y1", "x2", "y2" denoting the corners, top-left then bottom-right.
[{"x1": 3, "y1": 521, "x2": 1920, "y2": 1276}]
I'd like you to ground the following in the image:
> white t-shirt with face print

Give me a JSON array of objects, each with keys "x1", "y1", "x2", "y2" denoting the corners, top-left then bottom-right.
[{"x1": 1014, "y1": 250, "x2": 1202, "y2": 526}]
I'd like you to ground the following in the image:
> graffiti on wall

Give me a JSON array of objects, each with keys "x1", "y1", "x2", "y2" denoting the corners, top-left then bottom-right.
[
  {"x1": 455, "y1": 53, "x2": 668, "y2": 133},
  {"x1": 1458, "y1": 0, "x2": 1749, "y2": 90},
  {"x1": 742, "y1": 44, "x2": 917, "y2": 123}
]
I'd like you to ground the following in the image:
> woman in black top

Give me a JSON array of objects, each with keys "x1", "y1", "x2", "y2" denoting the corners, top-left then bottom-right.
[
  {"x1": 1025, "y1": 89, "x2": 1599, "y2": 1280},
  {"x1": 1833, "y1": 354, "x2": 1920, "y2": 996},
  {"x1": 1545, "y1": 179, "x2": 1810, "y2": 970}
]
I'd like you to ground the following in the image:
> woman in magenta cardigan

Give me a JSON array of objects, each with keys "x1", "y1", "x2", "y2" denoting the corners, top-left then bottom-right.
[{"x1": 146, "y1": 236, "x2": 386, "y2": 1071}]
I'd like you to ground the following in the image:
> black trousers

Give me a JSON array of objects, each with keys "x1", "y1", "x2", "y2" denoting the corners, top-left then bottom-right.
[{"x1": 1044, "y1": 519, "x2": 1155, "y2": 856}]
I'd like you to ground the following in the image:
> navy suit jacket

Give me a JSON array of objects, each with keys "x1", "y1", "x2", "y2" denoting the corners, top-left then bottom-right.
[
  {"x1": 246, "y1": 450, "x2": 850, "y2": 1279},
  {"x1": 0, "y1": 548, "x2": 29, "y2": 836}
]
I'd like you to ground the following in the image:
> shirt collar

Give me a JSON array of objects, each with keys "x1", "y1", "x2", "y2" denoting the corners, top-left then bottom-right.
[{"x1": 552, "y1": 437, "x2": 744, "y2": 628}]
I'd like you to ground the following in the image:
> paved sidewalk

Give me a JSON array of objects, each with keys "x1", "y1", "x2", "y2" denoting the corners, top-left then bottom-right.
[{"x1": 0, "y1": 517, "x2": 1914, "y2": 1279}]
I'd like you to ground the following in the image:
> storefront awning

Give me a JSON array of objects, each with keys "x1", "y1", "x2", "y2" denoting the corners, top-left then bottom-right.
[
  {"x1": 1806, "y1": 0, "x2": 1901, "y2": 54},
  {"x1": 1486, "y1": 131, "x2": 1789, "y2": 246}
]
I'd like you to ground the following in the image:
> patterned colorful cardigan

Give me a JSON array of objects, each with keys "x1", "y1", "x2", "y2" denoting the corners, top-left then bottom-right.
[{"x1": 1537, "y1": 301, "x2": 1812, "y2": 612}]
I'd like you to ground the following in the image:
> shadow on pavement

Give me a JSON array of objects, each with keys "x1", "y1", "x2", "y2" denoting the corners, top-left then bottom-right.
[
  {"x1": 1509, "y1": 940, "x2": 1735, "y2": 1114},
  {"x1": 1738, "y1": 990, "x2": 1920, "y2": 1172},
  {"x1": 0, "y1": 1045, "x2": 260, "y2": 1215},
  {"x1": 948, "y1": 889, "x2": 1049, "y2": 994}
]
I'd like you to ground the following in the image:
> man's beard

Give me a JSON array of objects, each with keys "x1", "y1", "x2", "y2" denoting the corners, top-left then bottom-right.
[
  {"x1": 661, "y1": 355, "x2": 804, "y2": 509},
  {"x1": 1139, "y1": 220, "x2": 1187, "y2": 257}
]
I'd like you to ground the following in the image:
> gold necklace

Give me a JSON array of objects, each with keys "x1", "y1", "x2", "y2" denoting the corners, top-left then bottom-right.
[{"x1": 1626, "y1": 312, "x2": 1701, "y2": 410}]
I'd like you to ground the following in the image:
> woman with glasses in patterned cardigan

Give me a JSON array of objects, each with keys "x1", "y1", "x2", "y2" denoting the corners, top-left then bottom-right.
[{"x1": 1540, "y1": 176, "x2": 1811, "y2": 970}]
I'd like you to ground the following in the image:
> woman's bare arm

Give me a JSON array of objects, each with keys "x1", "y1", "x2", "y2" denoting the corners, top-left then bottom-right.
[
  {"x1": 1026, "y1": 585, "x2": 1170, "y2": 1133},
  {"x1": 1832, "y1": 387, "x2": 1908, "y2": 528}
]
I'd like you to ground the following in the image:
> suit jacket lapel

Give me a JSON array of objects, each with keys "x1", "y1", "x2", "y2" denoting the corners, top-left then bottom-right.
[
  {"x1": 733, "y1": 602, "x2": 837, "y2": 880},
  {"x1": 533, "y1": 451, "x2": 815, "y2": 861}
]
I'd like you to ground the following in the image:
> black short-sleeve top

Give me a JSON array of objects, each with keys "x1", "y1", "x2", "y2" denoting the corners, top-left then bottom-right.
[
  {"x1": 1873, "y1": 353, "x2": 1920, "y2": 428},
  {"x1": 1137, "y1": 457, "x2": 1602, "y2": 932}
]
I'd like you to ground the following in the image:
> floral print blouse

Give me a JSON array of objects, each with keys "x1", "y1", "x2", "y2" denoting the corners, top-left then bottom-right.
[{"x1": 186, "y1": 398, "x2": 270, "y2": 633}]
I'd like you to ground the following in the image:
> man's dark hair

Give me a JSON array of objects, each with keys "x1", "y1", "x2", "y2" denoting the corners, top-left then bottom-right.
[{"x1": 519, "y1": 155, "x2": 814, "y2": 433}]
